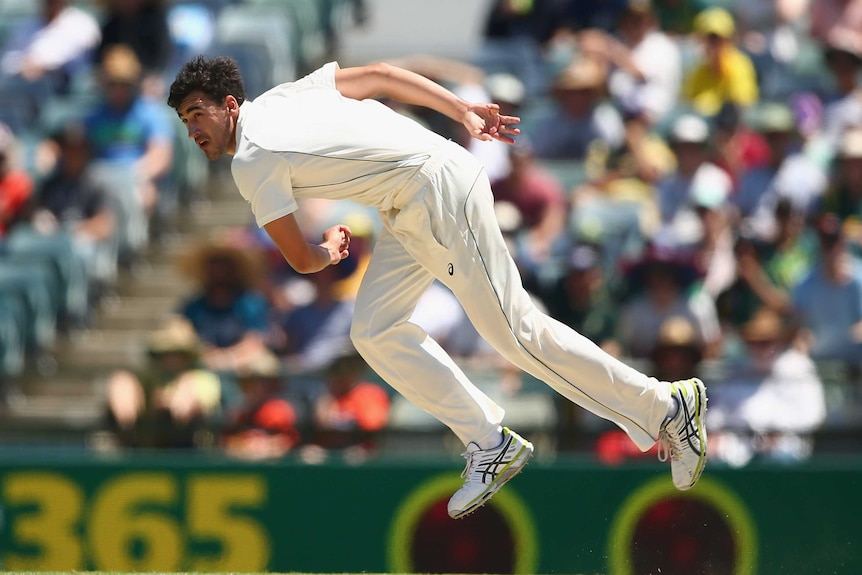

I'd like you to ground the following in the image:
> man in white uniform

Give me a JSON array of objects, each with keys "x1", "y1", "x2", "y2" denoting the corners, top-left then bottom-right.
[{"x1": 168, "y1": 56, "x2": 708, "y2": 518}]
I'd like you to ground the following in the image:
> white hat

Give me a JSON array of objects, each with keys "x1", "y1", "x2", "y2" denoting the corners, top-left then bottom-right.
[
  {"x1": 839, "y1": 127, "x2": 862, "y2": 159},
  {"x1": 486, "y1": 73, "x2": 525, "y2": 105},
  {"x1": 670, "y1": 114, "x2": 710, "y2": 144}
]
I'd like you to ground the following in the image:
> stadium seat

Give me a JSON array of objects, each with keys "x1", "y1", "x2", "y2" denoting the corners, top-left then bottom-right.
[{"x1": 215, "y1": 4, "x2": 299, "y2": 86}]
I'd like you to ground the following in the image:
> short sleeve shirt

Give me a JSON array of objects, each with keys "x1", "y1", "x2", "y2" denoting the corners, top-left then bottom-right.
[{"x1": 231, "y1": 62, "x2": 452, "y2": 227}]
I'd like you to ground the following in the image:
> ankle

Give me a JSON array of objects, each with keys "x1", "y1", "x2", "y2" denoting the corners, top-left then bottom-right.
[
  {"x1": 476, "y1": 426, "x2": 504, "y2": 450},
  {"x1": 665, "y1": 395, "x2": 680, "y2": 422}
]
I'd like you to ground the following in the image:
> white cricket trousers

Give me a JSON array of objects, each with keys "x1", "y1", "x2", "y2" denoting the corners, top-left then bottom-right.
[{"x1": 350, "y1": 143, "x2": 672, "y2": 451}]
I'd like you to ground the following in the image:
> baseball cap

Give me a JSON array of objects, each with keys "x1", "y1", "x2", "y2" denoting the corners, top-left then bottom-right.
[
  {"x1": 669, "y1": 114, "x2": 710, "y2": 144},
  {"x1": 749, "y1": 102, "x2": 796, "y2": 134},
  {"x1": 690, "y1": 165, "x2": 731, "y2": 209},
  {"x1": 568, "y1": 244, "x2": 601, "y2": 271},
  {"x1": 486, "y1": 73, "x2": 525, "y2": 106},
  {"x1": 694, "y1": 7, "x2": 735, "y2": 39}
]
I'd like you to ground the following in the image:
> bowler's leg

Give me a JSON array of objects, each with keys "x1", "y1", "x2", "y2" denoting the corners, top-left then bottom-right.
[{"x1": 350, "y1": 228, "x2": 505, "y2": 447}]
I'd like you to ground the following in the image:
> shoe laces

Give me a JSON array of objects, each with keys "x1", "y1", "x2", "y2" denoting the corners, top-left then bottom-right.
[
  {"x1": 459, "y1": 449, "x2": 475, "y2": 479},
  {"x1": 657, "y1": 427, "x2": 680, "y2": 463}
]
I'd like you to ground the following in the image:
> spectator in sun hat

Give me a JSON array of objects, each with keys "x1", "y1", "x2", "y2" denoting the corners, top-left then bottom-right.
[
  {"x1": 650, "y1": 315, "x2": 705, "y2": 383},
  {"x1": 177, "y1": 237, "x2": 270, "y2": 373},
  {"x1": 793, "y1": 212, "x2": 862, "y2": 366},
  {"x1": 683, "y1": 7, "x2": 759, "y2": 117},
  {"x1": 105, "y1": 315, "x2": 222, "y2": 448},
  {"x1": 618, "y1": 240, "x2": 721, "y2": 358},
  {"x1": 707, "y1": 306, "x2": 825, "y2": 465},
  {"x1": 85, "y1": 44, "x2": 173, "y2": 219},
  {"x1": 222, "y1": 348, "x2": 301, "y2": 460},
  {"x1": 530, "y1": 56, "x2": 626, "y2": 161}
]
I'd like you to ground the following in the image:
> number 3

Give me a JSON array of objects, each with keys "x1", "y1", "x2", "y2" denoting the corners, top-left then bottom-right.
[{"x1": 3, "y1": 473, "x2": 85, "y2": 570}]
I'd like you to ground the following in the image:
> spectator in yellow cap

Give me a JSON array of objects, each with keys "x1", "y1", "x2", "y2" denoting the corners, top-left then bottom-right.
[{"x1": 683, "y1": 7, "x2": 759, "y2": 117}]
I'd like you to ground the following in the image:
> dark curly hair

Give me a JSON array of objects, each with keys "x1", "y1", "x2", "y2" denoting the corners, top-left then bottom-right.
[{"x1": 167, "y1": 55, "x2": 247, "y2": 111}]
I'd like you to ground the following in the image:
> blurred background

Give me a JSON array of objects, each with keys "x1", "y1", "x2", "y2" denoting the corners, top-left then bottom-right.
[{"x1": 0, "y1": 0, "x2": 860, "y2": 574}]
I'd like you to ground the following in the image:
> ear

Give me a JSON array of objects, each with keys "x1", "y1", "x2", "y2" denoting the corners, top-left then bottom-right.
[{"x1": 225, "y1": 94, "x2": 240, "y2": 114}]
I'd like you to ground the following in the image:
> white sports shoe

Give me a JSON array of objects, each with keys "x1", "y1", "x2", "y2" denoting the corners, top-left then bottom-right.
[
  {"x1": 448, "y1": 427, "x2": 534, "y2": 519},
  {"x1": 658, "y1": 378, "x2": 708, "y2": 490}
]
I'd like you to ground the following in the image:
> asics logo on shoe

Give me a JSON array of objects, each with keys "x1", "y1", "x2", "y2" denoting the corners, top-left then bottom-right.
[
  {"x1": 678, "y1": 398, "x2": 702, "y2": 456},
  {"x1": 476, "y1": 436, "x2": 515, "y2": 483}
]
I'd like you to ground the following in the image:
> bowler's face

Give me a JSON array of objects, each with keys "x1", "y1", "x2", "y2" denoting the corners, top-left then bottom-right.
[{"x1": 177, "y1": 91, "x2": 236, "y2": 160}]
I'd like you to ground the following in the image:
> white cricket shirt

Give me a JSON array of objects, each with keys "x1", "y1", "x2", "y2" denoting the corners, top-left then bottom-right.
[{"x1": 232, "y1": 61, "x2": 451, "y2": 227}]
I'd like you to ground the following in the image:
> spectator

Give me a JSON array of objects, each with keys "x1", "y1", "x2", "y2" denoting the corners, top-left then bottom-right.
[
  {"x1": 177, "y1": 238, "x2": 270, "y2": 373},
  {"x1": 0, "y1": 0, "x2": 100, "y2": 90},
  {"x1": 821, "y1": 46, "x2": 862, "y2": 149},
  {"x1": 683, "y1": 7, "x2": 759, "y2": 117},
  {"x1": 85, "y1": 44, "x2": 173, "y2": 220},
  {"x1": 491, "y1": 140, "x2": 568, "y2": 271},
  {"x1": 656, "y1": 113, "x2": 733, "y2": 228},
  {"x1": 688, "y1": 171, "x2": 736, "y2": 299},
  {"x1": 29, "y1": 123, "x2": 116, "y2": 290},
  {"x1": 0, "y1": 124, "x2": 33, "y2": 238},
  {"x1": 470, "y1": 72, "x2": 526, "y2": 182},
  {"x1": 105, "y1": 316, "x2": 221, "y2": 448},
  {"x1": 793, "y1": 212, "x2": 862, "y2": 366},
  {"x1": 530, "y1": 57, "x2": 626, "y2": 161},
  {"x1": 712, "y1": 102, "x2": 771, "y2": 187},
  {"x1": 308, "y1": 351, "x2": 390, "y2": 455},
  {"x1": 650, "y1": 315, "x2": 705, "y2": 383},
  {"x1": 96, "y1": 0, "x2": 172, "y2": 97},
  {"x1": 823, "y1": 127, "x2": 862, "y2": 249},
  {"x1": 708, "y1": 307, "x2": 826, "y2": 465},
  {"x1": 715, "y1": 206, "x2": 811, "y2": 335},
  {"x1": 581, "y1": 0, "x2": 682, "y2": 126},
  {"x1": 618, "y1": 242, "x2": 720, "y2": 358},
  {"x1": 542, "y1": 243, "x2": 621, "y2": 355},
  {"x1": 740, "y1": 102, "x2": 828, "y2": 232},
  {"x1": 270, "y1": 262, "x2": 355, "y2": 371},
  {"x1": 222, "y1": 348, "x2": 301, "y2": 460},
  {"x1": 810, "y1": 0, "x2": 862, "y2": 58}
]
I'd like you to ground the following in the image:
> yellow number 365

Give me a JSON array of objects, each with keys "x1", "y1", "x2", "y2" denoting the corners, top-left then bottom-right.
[{"x1": 3, "y1": 471, "x2": 271, "y2": 572}]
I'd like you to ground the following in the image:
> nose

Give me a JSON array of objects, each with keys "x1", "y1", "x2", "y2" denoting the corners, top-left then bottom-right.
[{"x1": 187, "y1": 124, "x2": 199, "y2": 140}]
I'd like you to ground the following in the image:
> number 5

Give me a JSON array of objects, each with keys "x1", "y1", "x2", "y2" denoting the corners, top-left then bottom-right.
[{"x1": 187, "y1": 475, "x2": 271, "y2": 571}]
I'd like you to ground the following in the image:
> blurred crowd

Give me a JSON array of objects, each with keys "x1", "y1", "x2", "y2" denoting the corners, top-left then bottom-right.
[{"x1": 2, "y1": 0, "x2": 861, "y2": 465}]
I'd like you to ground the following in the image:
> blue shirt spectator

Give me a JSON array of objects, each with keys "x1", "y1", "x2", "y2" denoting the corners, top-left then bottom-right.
[
  {"x1": 177, "y1": 240, "x2": 270, "y2": 373},
  {"x1": 181, "y1": 291, "x2": 269, "y2": 349},
  {"x1": 793, "y1": 214, "x2": 862, "y2": 365},
  {"x1": 86, "y1": 95, "x2": 172, "y2": 164}
]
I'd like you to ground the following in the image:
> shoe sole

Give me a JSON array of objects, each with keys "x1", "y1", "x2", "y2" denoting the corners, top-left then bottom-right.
[
  {"x1": 686, "y1": 377, "x2": 708, "y2": 489},
  {"x1": 449, "y1": 441, "x2": 534, "y2": 519}
]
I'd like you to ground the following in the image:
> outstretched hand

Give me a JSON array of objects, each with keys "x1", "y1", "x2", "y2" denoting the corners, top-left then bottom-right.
[
  {"x1": 464, "y1": 103, "x2": 521, "y2": 144},
  {"x1": 322, "y1": 224, "x2": 351, "y2": 265}
]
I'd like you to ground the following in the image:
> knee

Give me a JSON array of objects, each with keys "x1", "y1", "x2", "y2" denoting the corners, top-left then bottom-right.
[{"x1": 350, "y1": 314, "x2": 379, "y2": 354}]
